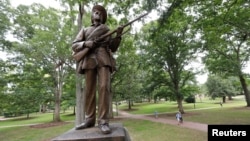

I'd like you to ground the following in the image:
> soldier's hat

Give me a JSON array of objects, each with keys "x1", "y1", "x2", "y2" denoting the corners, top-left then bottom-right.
[{"x1": 92, "y1": 5, "x2": 107, "y2": 24}]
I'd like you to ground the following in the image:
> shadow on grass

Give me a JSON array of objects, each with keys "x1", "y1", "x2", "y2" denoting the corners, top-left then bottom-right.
[
  {"x1": 61, "y1": 113, "x2": 75, "y2": 117},
  {"x1": 6, "y1": 116, "x2": 37, "y2": 121},
  {"x1": 30, "y1": 121, "x2": 70, "y2": 128}
]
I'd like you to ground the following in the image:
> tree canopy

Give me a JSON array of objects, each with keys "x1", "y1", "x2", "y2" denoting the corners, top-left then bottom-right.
[{"x1": 0, "y1": 0, "x2": 249, "y2": 119}]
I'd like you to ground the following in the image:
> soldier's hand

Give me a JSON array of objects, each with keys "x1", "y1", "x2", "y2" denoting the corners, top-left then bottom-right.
[
  {"x1": 72, "y1": 42, "x2": 84, "y2": 52},
  {"x1": 75, "y1": 46, "x2": 83, "y2": 52},
  {"x1": 84, "y1": 41, "x2": 94, "y2": 48},
  {"x1": 116, "y1": 26, "x2": 124, "y2": 37}
]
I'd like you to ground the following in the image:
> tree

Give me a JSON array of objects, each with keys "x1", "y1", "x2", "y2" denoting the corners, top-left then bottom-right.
[
  {"x1": 112, "y1": 34, "x2": 142, "y2": 110},
  {"x1": 205, "y1": 75, "x2": 238, "y2": 103},
  {"x1": 138, "y1": 3, "x2": 201, "y2": 113},
  {"x1": 11, "y1": 3, "x2": 74, "y2": 121},
  {"x1": 0, "y1": 0, "x2": 12, "y2": 51},
  {"x1": 0, "y1": 59, "x2": 9, "y2": 115},
  {"x1": 197, "y1": 0, "x2": 250, "y2": 106}
]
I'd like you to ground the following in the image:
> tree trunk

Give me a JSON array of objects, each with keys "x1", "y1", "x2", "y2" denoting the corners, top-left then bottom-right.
[
  {"x1": 75, "y1": 85, "x2": 85, "y2": 125},
  {"x1": 54, "y1": 64, "x2": 64, "y2": 122},
  {"x1": 39, "y1": 105, "x2": 41, "y2": 113},
  {"x1": 115, "y1": 101, "x2": 119, "y2": 116},
  {"x1": 175, "y1": 83, "x2": 184, "y2": 113},
  {"x1": 128, "y1": 99, "x2": 131, "y2": 110},
  {"x1": 40, "y1": 104, "x2": 47, "y2": 113},
  {"x1": 222, "y1": 96, "x2": 226, "y2": 103},
  {"x1": 54, "y1": 87, "x2": 61, "y2": 122},
  {"x1": 177, "y1": 99, "x2": 184, "y2": 113},
  {"x1": 109, "y1": 90, "x2": 114, "y2": 118},
  {"x1": 109, "y1": 83, "x2": 114, "y2": 118},
  {"x1": 239, "y1": 73, "x2": 250, "y2": 107},
  {"x1": 73, "y1": 106, "x2": 75, "y2": 115},
  {"x1": 26, "y1": 111, "x2": 29, "y2": 119},
  {"x1": 75, "y1": 2, "x2": 85, "y2": 126}
]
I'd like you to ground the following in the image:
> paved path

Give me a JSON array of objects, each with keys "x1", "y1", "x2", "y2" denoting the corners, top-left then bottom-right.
[
  {"x1": 117, "y1": 110, "x2": 208, "y2": 132},
  {"x1": 1, "y1": 112, "x2": 207, "y2": 132}
]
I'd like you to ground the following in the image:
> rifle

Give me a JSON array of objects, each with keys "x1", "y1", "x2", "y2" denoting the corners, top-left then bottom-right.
[{"x1": 73, "y1": 12, "x2": 149, "y2": 62}]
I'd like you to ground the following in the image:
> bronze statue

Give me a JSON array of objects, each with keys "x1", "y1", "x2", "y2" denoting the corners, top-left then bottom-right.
[{"x1": 71, "y1": 5, "x2": 123, "y2": 134}]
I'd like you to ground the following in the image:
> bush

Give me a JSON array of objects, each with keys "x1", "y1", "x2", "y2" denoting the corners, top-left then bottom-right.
[
  {"x1": 185, "y1": 96, "x2": 195, "y2": 103},
  {"x1": 3, "y1": 112, "x2": 14, "y2": 118}
]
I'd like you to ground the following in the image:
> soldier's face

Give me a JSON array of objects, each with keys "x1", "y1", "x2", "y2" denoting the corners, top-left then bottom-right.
[{"x1": 92, "y1": 9, "x2": 102, "y2": 23}]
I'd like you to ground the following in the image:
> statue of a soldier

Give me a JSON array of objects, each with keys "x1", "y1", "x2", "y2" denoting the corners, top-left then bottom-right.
[{"x1": 71, "y1": 5, "x2": 123, "y2": 134}]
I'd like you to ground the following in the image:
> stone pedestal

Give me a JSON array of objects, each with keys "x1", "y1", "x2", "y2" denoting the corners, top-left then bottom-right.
[{"x1": 52, "y1": 123, "x2": 131, "y2": 141}]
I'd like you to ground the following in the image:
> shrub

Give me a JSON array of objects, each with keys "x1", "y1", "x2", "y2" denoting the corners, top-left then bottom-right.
[{"x1": 185, "y1": 96, "x2": 195, "y2": 103}]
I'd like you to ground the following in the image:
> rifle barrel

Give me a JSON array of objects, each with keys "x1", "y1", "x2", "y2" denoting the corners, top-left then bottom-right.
[
  {"x1": 96, "y1": 12, "x2": 149, "y2": 42},
  {"x1": 122, "y1": 12, "x2": 149, "y2": 27}
]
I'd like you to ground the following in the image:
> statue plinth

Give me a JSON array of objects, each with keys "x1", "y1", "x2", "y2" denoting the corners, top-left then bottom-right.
[{"x1": 52, "y1": 123, "x2": 131, "y2": 141}]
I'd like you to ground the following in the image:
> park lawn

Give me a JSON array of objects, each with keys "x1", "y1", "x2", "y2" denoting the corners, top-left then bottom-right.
[
  {"x1": 118, "y1": 95, "x2": 246, "y2": 115},
  {"x1": 118, "y1": 95, "x2": 249, "y2": 125},
  {"x1": 0, "y1": 118, "x2": 206, "y2": 141},
  {"x1": 0, "y1": 95, "x2": 248, "y2": 141},
  {"x1": 0, "y1": 112, "x2": 75, "y2": 141},
  {"x1": 0, "y1": 122, "x2": 74, "y2": 141},
  {"x1": 122, "y1": 118, "x2": 207, "y2": 141},
  {"x1": 0, "y1": 112, "x2": 75, "y2": 127},
  {"x1": 182, "y1": 106, "x2": 250, "y2": 124}
]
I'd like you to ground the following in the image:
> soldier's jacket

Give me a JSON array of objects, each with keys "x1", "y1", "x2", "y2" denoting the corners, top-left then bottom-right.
[{"x1": 72, "y1": 23, "x2": 121, "y2": 74}]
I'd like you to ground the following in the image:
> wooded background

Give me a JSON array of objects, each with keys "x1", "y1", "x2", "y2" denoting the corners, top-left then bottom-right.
[{"x1": 0, "y1": 0, "x2": 249, "y2": 122}]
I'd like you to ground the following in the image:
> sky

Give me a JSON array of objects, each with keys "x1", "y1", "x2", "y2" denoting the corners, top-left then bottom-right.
[
  {"x1": 4, "y1": 0, "x2": 210, "y2": 84},
  {"x1": 10, "y1": 0, "x2": 60, "y2": 8}
]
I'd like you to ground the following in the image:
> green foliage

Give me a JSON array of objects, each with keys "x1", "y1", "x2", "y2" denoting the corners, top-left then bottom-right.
[
  {"x1": 137, "y1": 5, "x2": 201, "y2": 106},
  {"x1": 189, "y1": 0, "x2": 250, "y2": 106},
  {"x1": 112, "y1": 35, "x2": 143, "y2": 108},
  {"x1": 184, "y1": 95, "x2": 195, "y2": 103},
  {"x1": 0, "y1": 2, "x2": 77, "y2": 121},
  {"x1": 0, "y1": 0, "x2": 12, "y2": 50},
  {"x1": 205, "y1": 75, "x2": 238, "y2": 99},
  {"x1": 2, "y1": 56, "x2": 54, "y2": 117}
]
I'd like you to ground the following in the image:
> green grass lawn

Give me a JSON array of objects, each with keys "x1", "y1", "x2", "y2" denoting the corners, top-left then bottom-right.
[
  {"x1": 0, "y1": 112, "x2": 75, "y2": 127},
  {"x1": 118, "y1": 95, "x2": 246, "y2": 115},
  {"x1": 0, "y1": 95, "x2": 249, "y2": 141},
  {"x1": 122, "y1": 119, "x2": 207, "y2": 141},
  {"x1": 0, "y1": 122, "x2": 74, "y2": 141}
]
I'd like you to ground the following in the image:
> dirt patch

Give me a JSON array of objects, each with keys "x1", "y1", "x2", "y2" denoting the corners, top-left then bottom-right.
[
  {"x1": 122, "y1": 108, "x2": 138, "y2": 112},
  {"x1": 30, "y1": 122, "x2": 69, "y2": 128}
]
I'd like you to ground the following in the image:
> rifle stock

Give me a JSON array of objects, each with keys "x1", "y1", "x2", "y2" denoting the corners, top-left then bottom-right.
[
  {"x1": 73, "y1": 48, "x2": 89, "y2": 62},
  {"x1": 72, "y1": 12, "x2": 149, "y2": 62}
]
